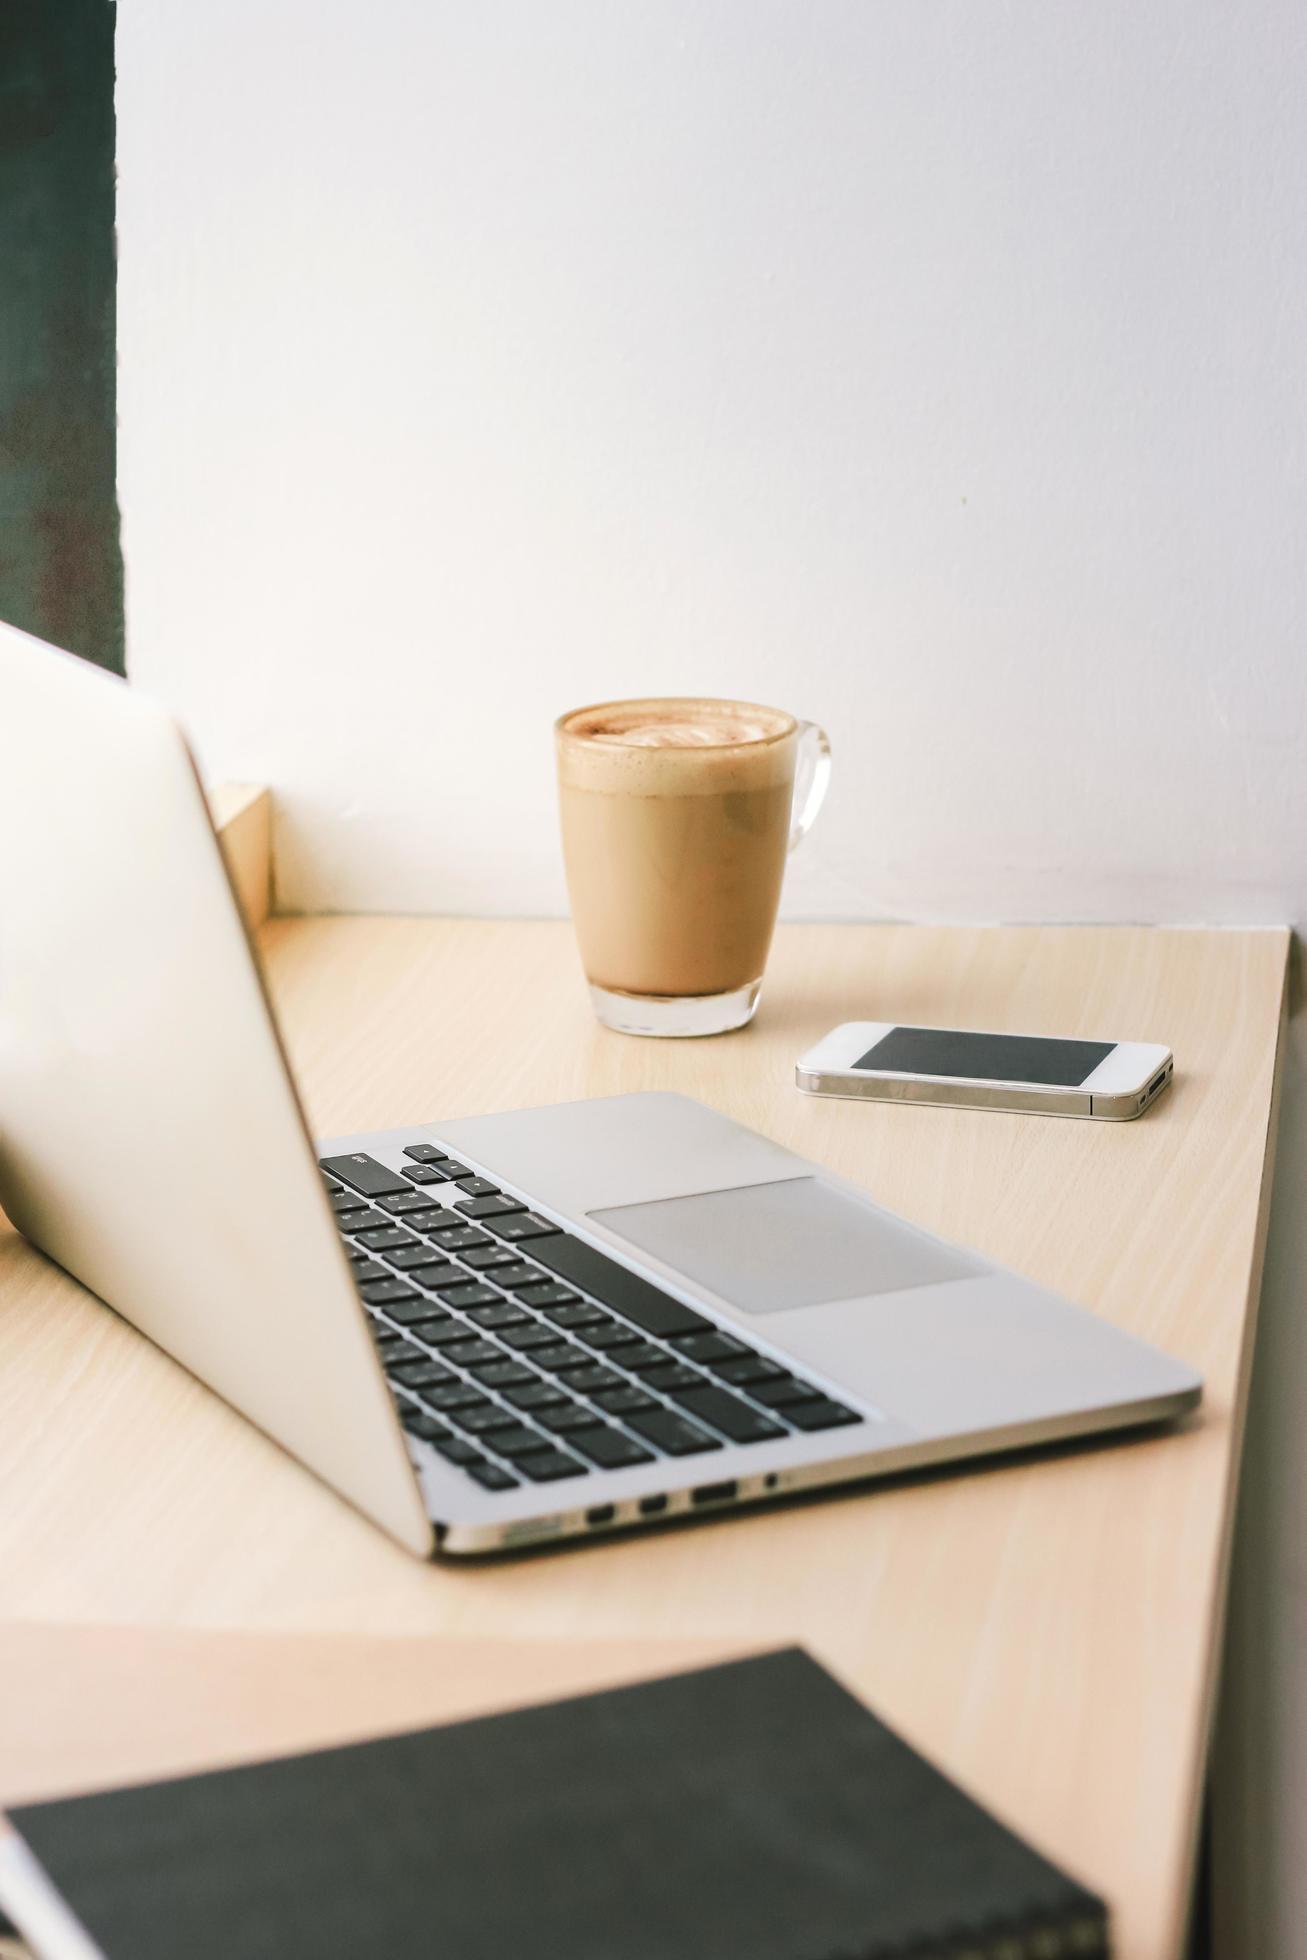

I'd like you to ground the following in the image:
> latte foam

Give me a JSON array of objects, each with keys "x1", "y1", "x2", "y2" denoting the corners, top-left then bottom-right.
[
  {"x1": 556, "y1": 698, "x2": 796, "y2": 798},
  {"x1": 571, "y1": 703, "x2": 790, "y2": 751}
]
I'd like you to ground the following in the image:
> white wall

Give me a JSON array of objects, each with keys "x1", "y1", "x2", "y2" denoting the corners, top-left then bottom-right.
[
  {"x1": 118, "y1": 0, "x2": 1306, "y2": 928},
  {"x1": 117, "y1": 3, "x2": 1305, "y2": 1950}
]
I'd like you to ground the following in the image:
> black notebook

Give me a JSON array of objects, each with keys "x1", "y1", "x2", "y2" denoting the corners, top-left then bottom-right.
[{"x1": 7, "y1": 1648, "x2": 1107, "y2": 1960}]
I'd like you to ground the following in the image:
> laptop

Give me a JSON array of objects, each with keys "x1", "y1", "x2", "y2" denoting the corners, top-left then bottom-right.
[{"x1": 0, "y1": 623, "x2": 1201, "y2": 1558}]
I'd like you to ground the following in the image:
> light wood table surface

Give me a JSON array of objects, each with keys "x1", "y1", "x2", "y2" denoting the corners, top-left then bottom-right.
[{"x1": 0, "y1": 824, "x2": 1288, "y2": 1960}]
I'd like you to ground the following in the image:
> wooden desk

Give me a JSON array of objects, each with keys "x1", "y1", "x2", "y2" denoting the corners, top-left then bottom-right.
[{"x1": 0, "y1": 816, "x2": 1288, "y2": 1959}]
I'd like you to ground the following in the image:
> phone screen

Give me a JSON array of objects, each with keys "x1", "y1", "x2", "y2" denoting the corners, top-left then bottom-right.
[{"x1": 853, "y1": 1026, "x2": 1114, "y2": 1088}]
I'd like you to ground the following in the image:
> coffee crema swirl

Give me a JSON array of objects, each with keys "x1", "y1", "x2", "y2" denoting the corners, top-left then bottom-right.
[
  {"x1": 567, "y1": 702, "x2": 790, "y2": 750},
  {"x1": 557, "y1": 697, "x2": 797, "y2": 799}
]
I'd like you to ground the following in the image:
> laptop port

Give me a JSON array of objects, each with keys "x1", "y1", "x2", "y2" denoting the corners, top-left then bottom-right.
[
  {"x1": 691, "y1": 1480, "x2": 738, "y2": 1508},
  {"x1": 638, "y1": 1493, "x2": 668, "y2": 1517},
  {"x1": 585, "y1": 1504, "x2": 615, "y2": 1528}
]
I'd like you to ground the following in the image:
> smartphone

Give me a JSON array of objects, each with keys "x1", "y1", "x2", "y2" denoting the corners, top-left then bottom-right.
[{"x1": 795, "y1": 1022, "x2": 1174, "y2": 1120}]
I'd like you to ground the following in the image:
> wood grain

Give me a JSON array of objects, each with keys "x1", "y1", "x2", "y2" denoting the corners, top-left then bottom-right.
[
  {"x1": 0, "y1": 916, "x2": 1287, "y2": 1960},
  {"x1": 0, "y1": 1623, "x2": 755, "y2": 1809}
]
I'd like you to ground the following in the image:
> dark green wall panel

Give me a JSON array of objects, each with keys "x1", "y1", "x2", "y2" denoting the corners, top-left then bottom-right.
[{"x1": 0, "y1": 0, "x2": 122, "y2": 673}]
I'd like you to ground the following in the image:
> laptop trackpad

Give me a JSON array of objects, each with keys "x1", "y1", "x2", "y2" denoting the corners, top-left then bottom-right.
[{"x1": 589, "y1": 1176, "x2": 984, "y2": 1316}]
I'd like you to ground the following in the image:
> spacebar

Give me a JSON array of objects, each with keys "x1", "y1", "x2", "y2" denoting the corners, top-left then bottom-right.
[{"x1": 530, "y1": 1234, "x2": 711, "y2": 1338}]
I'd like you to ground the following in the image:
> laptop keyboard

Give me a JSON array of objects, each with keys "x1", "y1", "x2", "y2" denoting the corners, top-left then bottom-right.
[{"x1": 321, "y1": 1148, "x2": 864, "y2": 1498}]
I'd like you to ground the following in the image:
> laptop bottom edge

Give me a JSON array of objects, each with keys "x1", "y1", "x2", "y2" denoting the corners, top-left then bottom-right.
[{"x1": 433, "y1": 1381, "x2": 1201, "y2": 1557}]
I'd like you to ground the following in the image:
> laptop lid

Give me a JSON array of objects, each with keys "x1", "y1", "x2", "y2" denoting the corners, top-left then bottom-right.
[{"x1": 0, "y1": 623, "x2": 432, "y2": 1556}]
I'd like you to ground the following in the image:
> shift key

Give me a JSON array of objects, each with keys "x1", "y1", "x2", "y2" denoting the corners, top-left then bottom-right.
[
  {"x1": 670, "y1": 1384, "x2": 786, "y2": 1444},
  {"x1": 530, "y1": 1235, "x2": 710, "y2": 1339}
]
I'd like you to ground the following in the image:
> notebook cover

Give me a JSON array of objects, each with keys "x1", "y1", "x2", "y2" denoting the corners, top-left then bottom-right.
[{"x1": 10, "y1": 1647, "x2": 1108, "y2": 1960}]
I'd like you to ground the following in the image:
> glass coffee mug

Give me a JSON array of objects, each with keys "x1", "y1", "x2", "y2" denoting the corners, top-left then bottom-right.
[{"x1": 555, "y1": 697, "x2": 831, "y2": 1036}]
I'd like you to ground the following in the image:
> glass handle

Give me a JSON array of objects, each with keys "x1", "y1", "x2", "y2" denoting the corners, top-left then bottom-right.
[{"x1": 789, "y1": 719, "x2": 831, "y2": 853}]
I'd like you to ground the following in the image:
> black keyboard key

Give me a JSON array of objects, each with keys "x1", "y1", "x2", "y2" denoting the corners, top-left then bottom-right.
[
  {"x1": 360, "y1": 1279, "x2": 422, "y2": 1308},
  {"x1": 577, "y1": 1319, "x2": 640, "y2": 1352},
  {"x1": 643, "y1": 1362, "x2": 706, "y2": 1394},
  {"x1": 385, "y1": 1300, "x2": 463, "y2": 1331},
  {"x1": 483, "y1": 1212, "x2": 561, "y2": 1243},
  {"x1": 466, "y1": 1353, "x2": 534, "y2": 1383},
  {"x1": 460, "y1": 1244, "x2": 521, "y2": 1271},
  {"x1": 517, "y1": 1448, "x2": 586, "y2": 1483},
  {"x1": 474, "y1": 1359, "x2": 538, "y2": 1389},
  {"x1": 489, "y1": 1423, "x2": 556, "y2": 1459},
  {"x1": 421, "y1": 1382, "x2": 489, "y2": 1412},
  {"x1": 455, "y1": 1177, "x2": 501, "y2": 1198},
  {"x1": 352, "y1": 1260, "x2": 392, "y2": 1284},
  {"x1": 402, "y1": 1209, "x2": 450, "y2": 1232},
  {"x1": 468, "y1": 1461, "x2": 518, "y2": 1491},
  {"x1": 378, "y1": 1189, "x2": 448, "y2": 1216},
  {"x1": 714, "y1": 1354, "x2": 786, "y2": 1387},
  {"x1": 675, "y1": 1330, "x2": 749, "y2": 1365},
  {"x1": 503, "y1": 1380, "x2": 567, "y2": 1410},
  {"x1": 402, "y1": 1163, "x2": 448, "y2": 1184},
  {"x1": 370, "y1": 1328, "x2": 409, "y2": 1353},
  {"x1": 620, "y1": 1341, "x2": 674, "y2": 1372},
  {"x1": 442, "y1": 1338, "x2": 506, "y2": 1369},
  {"x1": 569, "y1": 1426, "x2": 655, "y2": 1469},
  {"x1": 529, "y1": 1342, "x2": 590, "y2": 1373},
  {"x1": 320, "y1": 1153, "x2": 410, "y2": 1199},
  {"x1": 428, "y1": 1225, "x2": 494, "y2": 1252},
  {"x1": 365, "y1": 1295, "x2": 421, "y2": 1325},
  {"x1": 516, "y1": 1281, "x2": 580, "y2": 1310},
  {"x1": 432, "y1": 1158, "x2": 469, "y2": 1178},
  {"x1": 322, "y1": 1175, "x2": 344, "y2": 1193},
  {"x1": 377, "y1": 1339, "x2": 426, "y2": 1367},
  {"x1": 431, "y1": 1433, "x2": 482, "y2": 1465},
  {"x1": 384, "y1": 1244, "x2": 452, "y2": 1272},
  {"x1": 455, "y1": 1193, "x2": 527, "y2": 1220},
  {"x1": 498, "y1": 1323, "x2": 568, "y2": 1353},
  {"x1": 536, "y1": 1401, "x2": 600, "y2": 1434},
  {"x1": 344, "y1": 1244, "x2": 367, "y2": 1261},
  {"x1": 749, "y1": 1375, "x2": 816, "y2": 1408},
  {"x1": 403, "y1": 1413, "x2": 446, "y2": 1442},
  {"x1": 407, "y1": 1261, "x2": 463, "y2": 1288},
  {"x1": 490, "y1": 1263, "x2": 549, "y2": 1290},
  {"x1": 357, "y1": 1225, "x2": 421, "y2": 1252},
  {"x1": 671, "y1": 1385, "x2": 787, "y2": 1443},
  {"x1": 531, "y1": 1236, "x2": 710, "y2": 1338},
  {"x1": 593, "y1": 1386, "x2": 658, "y2": 1416},
  {"x1": 464, "y1": 1302, "x2": 529, "y2": 1331},
  {"x1": 329, "y1": 1189, "x2": 369, "y2": 1214},
  {"x1": 454, "y1": 1402, "x2": 518, "y2": 1435},
  {"x1": 625, "y1": 1407, "x2": 721, "y2": 1456},
  {"x1": 418, "y1": 1317, "x2": 488, "y2": 1348},
  {"x1": 338, "y1": 1209, "x2": 391, "y2": 1236},
  {"x1": 433, "y1": 1282, "x2": 504, "y2": 1311},
  {"x1": 782, "y1": 1396, "x2": 862, "y2": 1432},
  {"x1": 541, "y1": 1299, "x2": 606, "y2": 1328},
  {"x1": 390, "y1": 1359, "x2": 456, "y2": 1389},
  {"x1": 565, "y1": 1363, "x2": 624, "y2": 1394},
  {"x1": 402, "y1": 1144, "x2": 444, "y2": 1163}
]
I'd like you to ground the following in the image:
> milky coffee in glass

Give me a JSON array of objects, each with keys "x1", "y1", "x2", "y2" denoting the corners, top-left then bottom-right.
[{"x1": 555, "y1": 698, "x2": 831, "y2": 1036}]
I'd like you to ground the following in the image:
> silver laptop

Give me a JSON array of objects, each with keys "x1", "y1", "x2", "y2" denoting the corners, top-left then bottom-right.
[{"x1": 0, "y1": 624, "x2": 1201, "y2": 1558}]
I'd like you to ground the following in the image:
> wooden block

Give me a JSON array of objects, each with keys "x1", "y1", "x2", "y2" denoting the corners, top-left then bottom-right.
[{"x1": 210, "y1": 782, "x2": 271, "y2": 929}]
